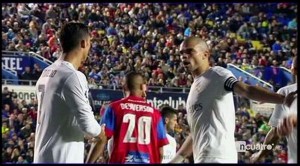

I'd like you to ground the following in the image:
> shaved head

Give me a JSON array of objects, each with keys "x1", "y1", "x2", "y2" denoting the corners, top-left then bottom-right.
[
  {"x1": 182, "y1": 37, "x2": 210, "y2": 53},
  {"x1": 125, "y1": 71, "x2": 145, "y2": 91},
  {"x1": 179, "y1": 36, "x2": 212, "y2": 76}
]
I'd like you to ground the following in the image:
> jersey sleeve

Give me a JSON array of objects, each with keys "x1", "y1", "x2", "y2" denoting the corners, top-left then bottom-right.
[
  {"x1": 100, "y1": 105, "x2": 115, "y2": 138},
  {"x1": 224, "y1": 76, "x2": 238, "y2": 91},
  {"x1": 216, "y1": 67, "x2": 238, "y2": 93},
  {"x1": 269, "y1": 88, "x2": 287, "y2": 127},
  {"x1": 156, "y1": 115, "x2": 169, "y2": 147},
  {"x1": 62, "y1": 72, "x2": 101, "y2": 137}
]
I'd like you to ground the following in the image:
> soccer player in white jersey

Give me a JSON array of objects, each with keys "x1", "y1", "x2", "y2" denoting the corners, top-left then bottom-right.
[
  {"x1": 169, "y1": 37, "x2": 296, "y2": 163},
  {"x1": 160, "y1": 106, "x2": 178, "y2": 163},
  {"x1": 34, "y1": 22, "x2": 105, "y2": 163},
  {"x1": 250, "y1": 56, "x2": 297, "y2": 163}
]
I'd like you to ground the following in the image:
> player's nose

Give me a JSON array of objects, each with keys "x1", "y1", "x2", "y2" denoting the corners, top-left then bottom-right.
[{"x1": 180, "y1": 55, "x2": 189, "y2": 62}]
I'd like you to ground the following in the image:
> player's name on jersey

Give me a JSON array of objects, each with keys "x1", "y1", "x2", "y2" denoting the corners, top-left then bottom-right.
[{"x1": 120, "y1": 103, "x2": 154, "y2": 113}]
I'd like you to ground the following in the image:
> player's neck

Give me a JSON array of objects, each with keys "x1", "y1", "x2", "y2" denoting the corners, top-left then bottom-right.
[
  {"x1": 61, "y1": 51, "x2": 83, "y2": 70},
  {"x1": 123, "y1": 91, "x2": 130, "y2": 98},
  {"x1": 129, "y1": 92, "x2": 143, "y2": 98},
  {"x1": 192, "y1": 64, "x2": 210, "y2": 78},
  {"x1": 165, "y1": 127, "x2": 169, "y2": 134}
]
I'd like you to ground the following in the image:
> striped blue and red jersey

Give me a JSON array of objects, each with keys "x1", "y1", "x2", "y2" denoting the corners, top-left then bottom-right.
[{"x1": 100, "y1": 95, "x2": 169, "y2": 164}]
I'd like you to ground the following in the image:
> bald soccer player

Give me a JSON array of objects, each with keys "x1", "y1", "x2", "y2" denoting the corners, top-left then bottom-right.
[{"x1": 169, "y1": 37, "x2": 297, "y2": 163}]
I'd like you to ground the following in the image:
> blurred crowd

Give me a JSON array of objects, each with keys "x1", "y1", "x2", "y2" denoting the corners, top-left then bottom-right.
[
  {"x1": 2, "y1": 86, "x2": 289, "y2": 164},
  {"x1": 2, "y1": 87, "x2": 36, "y2": 164},
  {"x1": 2, "y1": 3, "x2": 297, "y2": 90},
  {"x1": 2, "y1": 2, "x2": 296, "y2": 164}
]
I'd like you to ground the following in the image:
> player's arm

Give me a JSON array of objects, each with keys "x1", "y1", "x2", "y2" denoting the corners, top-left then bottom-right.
[
  {"x1": 232, "y1": 80, "x2": 296, "y2": 106},
  {"x1": 159, "y1": 147, "x2": 164, "y2": 163},
  {"x1": 63, "y1": 73, "x2": 101, "y2": 137},
  {"x1": 169, "y1": 134, "x2": 193, "y2": 163},
  {"x1": 250, "y1": 99, "x2": 285, "y2": 163},
  {"x1": 277, "y1": 114, "x2": 297, "y2": 137},
  {"x1": 250, "y1": 127, "x2": 280, "y2": 163},
  {"x1": 86, "y1": 131, "x2": 108, "y2": 163},
  {"x1": 86, "y1": 105, "x2": 115, "y2": 163},
  {"x1": 232, "y1": 81, "x2": 283, "y2": 104}
]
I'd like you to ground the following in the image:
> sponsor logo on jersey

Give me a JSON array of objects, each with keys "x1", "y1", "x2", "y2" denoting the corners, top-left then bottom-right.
[
  {"x1": 188, "y1": 103, "x2": 203, "y2": 113},
  {"x1": 125, "y1": 151, "x2": 150, "y2": 164}
]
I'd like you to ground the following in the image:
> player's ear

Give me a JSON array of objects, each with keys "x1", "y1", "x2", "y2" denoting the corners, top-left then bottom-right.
[
  {"x1": 141, "y1": 84, "x2": 147, "y2": 92},
  {"x1": 141, "y1": 84, "x2": 147, "y2": 98},
  {"x1": 122, "y1": 83, "x2": 129, "y2": 92},
  {"x1": 80, "y1": 39, "x2": 87, "y2": 49},
  {"x1": 165, "y1": 117, "x2": 169, "y2": 124},
  {"x1": 203, "y1": 50, "x2": 210, "y2": 60}
]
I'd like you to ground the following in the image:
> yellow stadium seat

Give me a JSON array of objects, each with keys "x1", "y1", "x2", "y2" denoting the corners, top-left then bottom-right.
[
  {"x1": 230, "y1": 33, "x2": 237, "y2": 38},
  {"x1": 251, "y1": 40, "x2": 263, "y2": 50},
  {"x1": 206, "y1": 20, "x2": 214, "y2": 26},
  {"x1": 237, "y1": 35, "x2": 245, "y2": 42}
]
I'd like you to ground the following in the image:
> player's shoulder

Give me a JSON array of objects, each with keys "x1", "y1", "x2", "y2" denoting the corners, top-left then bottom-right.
[
  {"x1": 109, "y1": 98, "x2": 127, "y2": 108},
  {"x1": 59, "y1": 68, "x2": 87, "y2": 88},
  {"x1": 56, "y1": 60, "x2": 85, "y2": 79},
  {"x1": 153, "y1": 107, "x2": 163, "y2": 116},
  {"x1": 42, "y1": 63, "x2": 58, "y2": 74},
  {"x1": 74, "y1": 71, "x2": 87, "y2": 81},
  {"x1": 62, "y1": 71, "x2": 82, "y2": 85},
  {"x1": 211, "y1": 66, "x2": 233, "y2": 77},
  {"x1": 46, "y1": 60, "x2": 77, "y2": 78},
  {"x1": 277, "y1": 83, "x2": 297, "y2": 95}
]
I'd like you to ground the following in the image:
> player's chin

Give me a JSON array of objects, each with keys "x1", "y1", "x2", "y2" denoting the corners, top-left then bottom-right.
[{"x1": 184, "y1": 65, "x2": 192, "y2": 72}]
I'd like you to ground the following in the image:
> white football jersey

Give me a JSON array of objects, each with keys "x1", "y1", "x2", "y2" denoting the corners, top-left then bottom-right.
[
  {"x1": 269, "y1": 83, "x2": 297, "y2": 163},
  {"x1": 186, "y1": 66, "x2": 237, "y2": 163},
  {"x1": 162, "y1": 133, "x2": 177, "y2": 163},
  {"x1": 33, "y1": 60, "x2": 101, "y2": 163}
]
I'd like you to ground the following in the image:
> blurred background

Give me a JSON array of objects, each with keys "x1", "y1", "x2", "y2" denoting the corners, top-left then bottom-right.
[{"x1": 2, "y1": 3, "x2": 297, "y2": 164}]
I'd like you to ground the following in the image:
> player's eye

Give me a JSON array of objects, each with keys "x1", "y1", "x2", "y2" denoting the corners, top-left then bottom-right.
[{"x1": 180, "y1": 48, "x2": 194, "y2": 55}]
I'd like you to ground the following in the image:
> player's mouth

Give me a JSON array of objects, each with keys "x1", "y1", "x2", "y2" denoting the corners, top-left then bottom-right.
[{"x1": 183, "y1": 61, "x2": 190, "y2": 66}]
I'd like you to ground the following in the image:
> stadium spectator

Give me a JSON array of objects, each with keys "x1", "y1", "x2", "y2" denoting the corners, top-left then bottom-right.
[
  {"x1": 2, "y1": 3, "x2": 297, "y2": 89},
  {"x1": 32, "y1": 64, "x2": 43, "y2": 80},
  {"x1": 20, "y1": 66, "x2": 35, "y2": 85}
]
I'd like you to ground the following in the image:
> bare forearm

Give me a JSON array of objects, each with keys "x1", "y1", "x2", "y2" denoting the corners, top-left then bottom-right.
[
  {"x1": 244, "y1": 86, "x2": 284, "y2": 104},
  {"x1": 159, "y1": 147, "x2": 163, "y2": 163},
  {"x1": 257, "y1": 127, "x2": 280, "y2": 158},
  {"x1": 169, "y1": 134, "x2": 193, "y2": 163},
  {"x1": 178, "y1": 134, "x2": 193, "y2": 157},
  {"x1": 86, "y1": 137, "x2": 107, "y2": 163}
]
